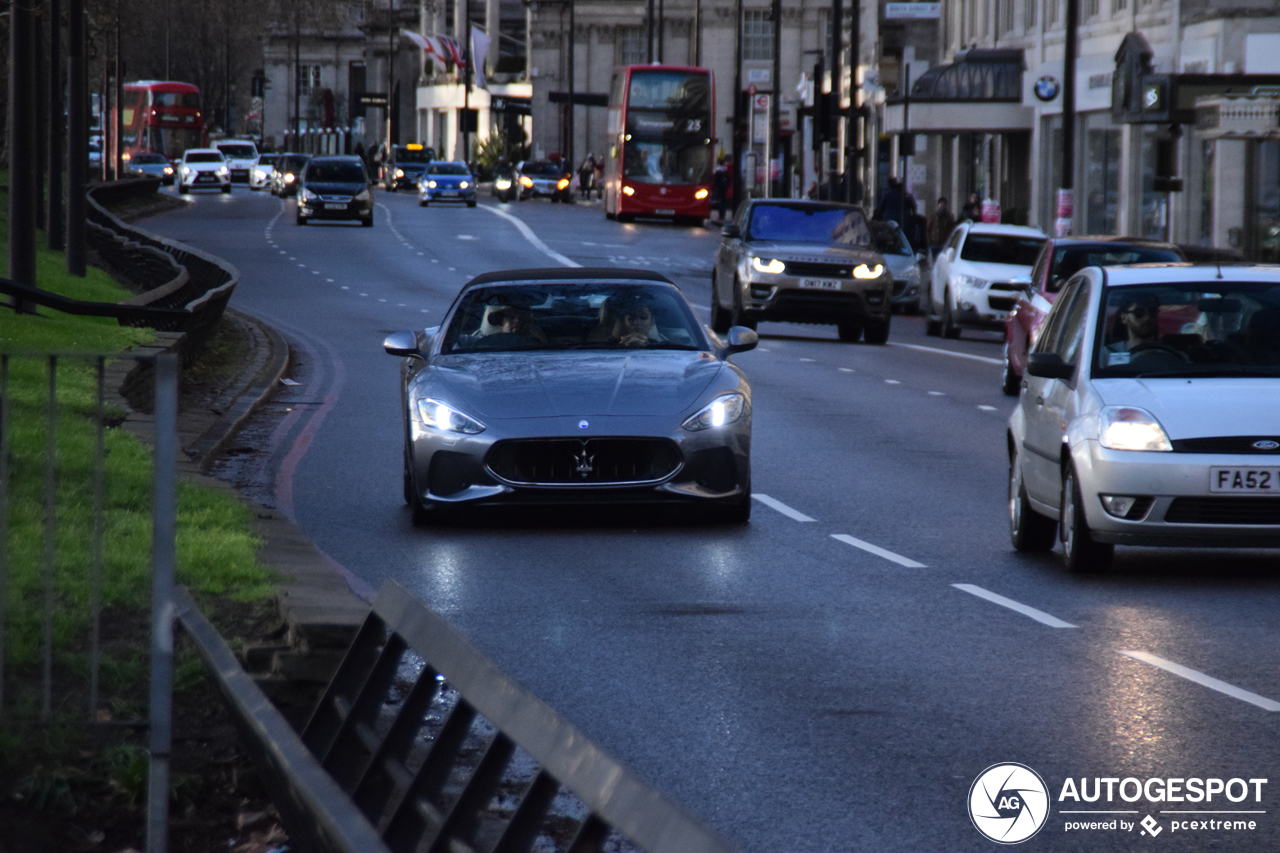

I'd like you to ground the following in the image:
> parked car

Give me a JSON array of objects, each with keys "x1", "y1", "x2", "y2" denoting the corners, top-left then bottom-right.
[
  {"x1": 516, "y1": 160, "x2": 571, "y2": 202},
  {"x1": 383, "y1": 143, "x2": 435, "y2": 191},
  {"x1": 711, "y1": 199, "x2": 893, "y2": 343},
  {"x1": 271, "y1": 153, "x2": 310, "y2": 197},
  {"x1": 1008, "y1": 263, "x2": 1280, "y2": 572},
  {"x1": 1000, "y1": 236, "x2": 1185, "y2": 395},
  {"x1": 296, "y1": 156, "x2": 374, "y2": 227},
  {"x1": 492, "y1": 162, "x2": 518, "y2": 203},
  {"x1": 869, "y1": 220, "x2": 925, "y2": 313},
  {"x1": 926, "y1": 222, "x2": 1046, "y2": 338},
  {"x1": 250, "y1": 154, "x2": 281, "y2": 191},
  {"x1": 214, "y1": 139, "x2": 259, "y2": 184},
  {"x1": 418, "y1": 160, "x2": 477, "y2": 207},
  {"x1": 383, "y1": 267, "x2": 757, "y2": 525},
  {"x1": 177, "y1": 149, "x2": 231, "y2": 193},
  {"x1": 123, "y1": 151, "x2": 174, "y2": 184}
]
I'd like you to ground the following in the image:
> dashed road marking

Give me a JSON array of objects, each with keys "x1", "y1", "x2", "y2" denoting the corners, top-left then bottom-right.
[
  {"x1": 1119, "y1": 651, "x2": 1280, "y2": 711},
  {"x1": 952, "y1": 584, "x2": 1077, "y2": 628},
  {"x1": 885, "y1": 379, "x2": 901, "y2": 385},
  {"x1": 838, "y1": 367, "x2": 854, "y2": 372},
  {"x1": 831, "y1": 534, "x2": 926, "y2": 568},
  {"x1": 752, "y1": 494, "x2": 816, "y2": 522},
  {"x1": 978, "y1": 405, "x2": 998, "y2": 412},
  {"x1": 887, "y1": 342, "x2": 1002, "y2": 366},
  {"x1": 928, "y1": 391, "x2": 946, "y2": 396}
]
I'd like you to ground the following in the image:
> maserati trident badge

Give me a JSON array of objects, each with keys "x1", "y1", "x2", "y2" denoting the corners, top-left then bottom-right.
[{"x1": 574, "y1": 443, "x2": 595, "y2": 478}]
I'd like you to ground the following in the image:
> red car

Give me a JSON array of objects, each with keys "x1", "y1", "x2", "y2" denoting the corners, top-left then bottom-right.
[{"x1": 1001, "y1": 236, "x2": 1184, "y2": 395}]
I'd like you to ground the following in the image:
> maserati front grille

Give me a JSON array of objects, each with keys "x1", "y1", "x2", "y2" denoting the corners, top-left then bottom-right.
[{"x1": 486, "y1": 438, "x2": 682, "y2": 486}]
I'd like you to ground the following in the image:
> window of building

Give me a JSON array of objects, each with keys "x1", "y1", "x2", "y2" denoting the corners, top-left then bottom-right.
[
  {"x1": 1084, "y1": 0, "x2": 1100, "y2": 18},
  {"x1": 617, "y1": 26, "x2": 645, "y2": 66},
  {"x1": 742, "y1": 9, "x2": 773, "y2": 62},
  {"x1": 1001, "y1": 0, "x2": 1015, "y2": 35},
  {"x1": 1113, "y1": 0, "x2": 1127, "y2": 13},
  {"x1": 1024, "y1": 0, "x2": 1037, "y2": 29},
  {"x1": 297, "y1": 65, "x2": 321, "y2": 97}
]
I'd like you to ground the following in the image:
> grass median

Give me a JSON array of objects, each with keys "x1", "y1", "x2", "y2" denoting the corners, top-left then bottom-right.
[{"x1": 0, "y1": 199, "x2": 280, "y2": 849}]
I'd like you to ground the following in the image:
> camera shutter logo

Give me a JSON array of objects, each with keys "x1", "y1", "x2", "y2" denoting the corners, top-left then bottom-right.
[{"x1": 968, "y1": 763, "x2": 1050, "y2": 844}]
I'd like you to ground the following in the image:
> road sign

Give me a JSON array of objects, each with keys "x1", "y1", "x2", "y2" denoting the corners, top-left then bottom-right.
[
  {"x1": 754, "y1": 94, "x2": 770, "y2": 112},
  {"x1": 747, "y1": 84, "x2": 757, "y2": 96},
  {"x1": 359, "y1": 93, "x2": 388, "y2": 107}
]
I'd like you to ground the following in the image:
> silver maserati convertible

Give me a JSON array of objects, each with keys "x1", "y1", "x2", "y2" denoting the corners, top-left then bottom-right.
[{"x1": 383, "y1": 268, "x2": 758, "y2": 524}]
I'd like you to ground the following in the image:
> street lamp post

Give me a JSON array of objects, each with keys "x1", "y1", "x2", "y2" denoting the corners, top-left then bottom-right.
[
  {"x1": 847, "y1": 0, "x2": 860, "y2": 204},
  {"x1": 1057, "y1": 0, "x2": 1080, "y2": 236},
  {"x1": 731, "y1": 0, "x2": 743, "y2": 215},
  {"x1": 67, "y1": 0, "x2": 88, "y2": 275},
  {"x1": 769, "y1": 0, "x2": 780, "y2": 196}
]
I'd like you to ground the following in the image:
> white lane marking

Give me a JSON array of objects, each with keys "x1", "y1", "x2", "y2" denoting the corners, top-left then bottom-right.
[
  {"x1": 838, "y1": 367, "x2": 854, "y2": 372},
  {"x1": 457, "y1": 234, "x2": 477, "y2": 240},
  {"x1": 978, "y1": 405, "x2": 997, "y2": 412},
  {"x1": 752, "y1": 494, "x2": 816, "y2": 522},
  {"x1": 478, "y1": 203, "x2": 582, "y2": 268},
  {"x1": 831, "y1": 534, "x2": 927, "y2": 568},
  {"x1": 341, "y1": 286, "x2": 349, "y2": 290},
  {"x1": 888, "y1": 341, "x2": 1002, "y2": 366},
  {"x1": 928, "y1": 391, "x2": 946, "y2": 396},
  {"x1": 885, "y1": 379, "x2": 901, "y2": 385},
  {"x1": 799, "y1": 358, "x2": 816, "y2": 363},
  {"x1": 326, "y1": 278, "x2": 334, "y2": 283},
  {"x1": 952, "y1": 584, "x2": 1077, "y2": 628},
  {"x1": 1119, "y1": 651, "x2": 1280, "y2": 711}
]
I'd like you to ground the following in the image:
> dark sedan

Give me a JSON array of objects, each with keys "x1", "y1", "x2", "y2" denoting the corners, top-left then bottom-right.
[
  {"x1": 383, "y1": 268, "x2": 758, "y2": 524},
  {"x1": 296, "y1": 156, "x2": 374, "y2": 226}
]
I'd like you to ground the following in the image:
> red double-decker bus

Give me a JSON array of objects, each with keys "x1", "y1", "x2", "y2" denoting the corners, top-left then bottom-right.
[
  {"x1": 604, "y1": 65, "x2": 714, "y2": 224},
  {"x1": 120, "y1": 81, "x2": 206, "y2": 162}
]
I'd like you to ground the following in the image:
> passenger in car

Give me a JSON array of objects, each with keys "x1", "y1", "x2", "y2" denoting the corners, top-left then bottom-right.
[{"x1": 588, "y1": 292, "x2": 665, "y2": 347}]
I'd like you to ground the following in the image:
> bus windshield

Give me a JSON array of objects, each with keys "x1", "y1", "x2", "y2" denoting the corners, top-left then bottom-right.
[{"x1": 623, "y1": 70, "x2": 711, "y2": 186}]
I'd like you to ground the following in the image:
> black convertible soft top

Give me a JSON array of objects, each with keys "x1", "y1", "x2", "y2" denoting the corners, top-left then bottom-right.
[{"x1": 463, "y1": 267, "x2": 674, "y2": 289}]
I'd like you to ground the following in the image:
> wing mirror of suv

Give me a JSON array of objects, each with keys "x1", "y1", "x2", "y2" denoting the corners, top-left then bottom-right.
[
  {"x1": 1026, "y1": 352, "x2": 1075, "y2": 380},
  {"x1": 383, "y1": 331, "x2": 421, "y2": 358},
  {"x1": 724, "y1": 326, "x2": 759, "y2": 355},
  {"x1": 720, "y1": 224, "x2": 741, "y2": 239}
]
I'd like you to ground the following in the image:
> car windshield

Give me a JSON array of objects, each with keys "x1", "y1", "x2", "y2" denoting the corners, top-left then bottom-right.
[
  {"x1": 306, "y1": 161, "x2": 366, "y2": 183},
  {"x1": 1052, "y1": 244, "x2": 1182, "y2": 280},
  {"x1": 524, "y1": 162, "x2": 561, "y2": 178},
  {"x1": 256, "y1": 155, "x2": 280, "y2": 167},
  {"x1": 217, "y1": 145, "x2": 256, "y2": 158},
  {"x1": 869, "y1": 222, "x2": 912, "y2": 256},
  {"x1": 442, "y1": 282, "x2": 705, "y2": 354},
  {"x1": 1093, "y1": 282, "x2": 1280, "y2": 377},
  {"x1": 185, "y1": 152, "x2": 223, "y2": 163},
  {"x1": 747, "y1": 204, "x2": 871, "y2": 248},
  {"x1": 133, "y1": 154, "x2": 168, "y2": 164},
  {"x1": 395, "y1": 146, "x2": 433, "y2": 163},
  {"x1": 429, "y1": 162, "x2": 470, "y2": 175},
  {"x1": 285, "y1": 156, "x2": 309, "y2": 172},
  {"x1": 960, "y1": 233, "x2": 1045, "y2": 265}
]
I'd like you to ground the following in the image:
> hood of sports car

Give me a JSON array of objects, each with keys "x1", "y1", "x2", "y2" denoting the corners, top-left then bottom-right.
[{"x1": 421, "y1": 351, "x2": 724, "y2": 418}]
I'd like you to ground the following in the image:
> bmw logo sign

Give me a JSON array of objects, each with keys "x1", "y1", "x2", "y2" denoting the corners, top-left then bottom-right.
[
  {"x1": 1034, "y1": 76, "x2": 1060, "y2": 102},
  {"x1": 579, "y1": 420, "x2": 590, "y2": 430},
  {"x1": 1253, "y1": 439, "x2": 1279, "y2": 450}
]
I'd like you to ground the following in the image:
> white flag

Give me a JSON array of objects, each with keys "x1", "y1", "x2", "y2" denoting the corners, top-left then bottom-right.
[
  {"x1": 402, "y1": 29, "x2": 446, "y2": 73},
  {"x1": 470, "y1": 26, "x2": 491, "y2": 90}
]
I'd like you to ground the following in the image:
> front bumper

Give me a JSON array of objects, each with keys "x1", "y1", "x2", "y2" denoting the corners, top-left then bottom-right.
[
  {"x1": 408, "y1": 414, "x2": 750, "y2": 509},
  {"x1": 420, "y1": 185, "x2": 477, "y2": 203},
  {"x1": 298, "y1": 198, "x2": 374, "y2": 221},
  {"x1": 390, "y1": 171, "x2": 425, "y2": 190},
  {"x1": 950, "y1": 280, "x2": 1026, "y2": 330},
  {"x1": 182, "y1": 170, "x2": 230, "y2": 188},
  {"x1": 1072, "y1": 441, "x2": 1280, "y2": 547},
  {"x1": 250, "y1": 170, "x2": 274, "y2": 189},
  {"x1": 738, "y1": 270, "x2": 892, "y2": 325}
]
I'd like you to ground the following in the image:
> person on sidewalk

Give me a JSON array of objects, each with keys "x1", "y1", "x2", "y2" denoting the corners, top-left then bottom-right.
[
  {"x1": 711, "y1": 158, "x2": 731, "y2": 221},
  {"x1": 578, "y1": 154, "x2": 596, "y2": 200},
  {"x1": 926, "y1": 197, "x2": 956, "y2": 261}
]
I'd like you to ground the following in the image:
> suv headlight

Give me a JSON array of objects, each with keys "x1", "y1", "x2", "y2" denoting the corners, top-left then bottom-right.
[
  {"x1": 682, "y1": 393, "x2": 746, "y2": 431},
  {"x1": 427, "y1": 180, "x2": 437, "y2": 188},
  {"x1": 853, "y1": 263, "x2": 884, "y2": 279},
  {"x1": 415, "y1": 397, "x2": 486, "y2": 434},
  {"x1": 958, "y1": 275, "x2": 989, "y2": 289},
  {"x1": 1098, "y1": 406, "x2": 1172, "y2": 452},
  {"x1": 354, "y1": 188, "x2": 371, "y2": 201},
  {"x1": 395, "y1": 169, "x2": 405, "y2": 178},
  {"x1": 301, "y1": 189, "x2": 318, "y2": 201},
  {"x1": 217, "y1": 165, "x2": 230, "y2": 176},
  {"x1": 751, "y1": 257, "x2": 785, "y2": 274}
]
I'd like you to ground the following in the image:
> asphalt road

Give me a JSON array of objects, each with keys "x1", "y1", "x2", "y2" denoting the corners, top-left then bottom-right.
[{"x1": 144, "y1": 184, "x2": 1280, "y2": 852}]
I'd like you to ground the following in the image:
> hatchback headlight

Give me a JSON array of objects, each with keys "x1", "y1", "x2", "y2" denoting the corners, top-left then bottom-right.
[
  {"x1": 459, "y1": 181, "x2": 469, "y2": 189},
  {"x1": 284, "y1": 173, "x2": 296, "y2": 183},
  {"x1": 1098, "y1": 406, "x2": 1172, "y2": 452},
  {"x1": 427, "y1": 180, "x2": 437, "y2": 188},
  {"x1": 853, "y1": 263, "x2": 884, "y2": 279},
  {"x1": 415, "y1": 398, "x2": 486, "y2": 434},
  {"x1": 751, "y1": 257, "x2": 785, "y2": 274},
  {"x1": 395, "y1": 169, "x2": 404, "y2": 178},
  {"x1": 163, "y1": 166, "x2": 173, "y2": 175},
  {"x1": 682, "y1": 394, "x2": 746, "y2": 431}
]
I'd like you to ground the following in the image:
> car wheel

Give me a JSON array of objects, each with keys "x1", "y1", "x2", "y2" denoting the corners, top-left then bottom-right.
[
  {"x1": 730, "y1": 281, "x2": 757, "y2": 330},
  {"x1": 296, "y1": 212, "x2": 307, "y2": 225},
  {"x1": 466, "y1": 200, "x2": 477, "y2": 208},
  {"x1": 924, "y1": 290, "x2": 943, "y2": 336},
  {"x1": 361, "y1": 215, "x2": 374, "y2": 227},
  {"x1": 419, "y1": 199, "x2": 428, "y2": 207},
  {"x1": 1009, "y1": 448, "x2": 1056, "y2": 551},
  {"x1": 221, "y1": 184, "x2": 231, "y2": 194},
  {"x1": 837, "y1": 321, "x2": 863, "y2": 342},
  {"x1": 863, "y1": 315, "x2": 891, "y2": 345},
  {"x1": 942, "y1": 290, "x2": 961, "y2": 339},
  {"x1": 1060, "y1": 464, "x2": 1114, "y2": 573},
  {"x1": 1000, "y1": 342, "x2": 1022, "y2": 396},
  {"x1": 177, "y1": 183, "x2": 188, "y2": 194}
]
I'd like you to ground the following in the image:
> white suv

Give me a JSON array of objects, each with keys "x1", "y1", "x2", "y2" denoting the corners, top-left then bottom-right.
[
  {"x1": 215, "y1": 139, "x2": 259, "y2": 185},
  {"x1": 927, "y1": 222, "x2": 1046, "y2": 338},
  {"x1": 178, "y1": 149, "x2": 231, "y2": 193}
]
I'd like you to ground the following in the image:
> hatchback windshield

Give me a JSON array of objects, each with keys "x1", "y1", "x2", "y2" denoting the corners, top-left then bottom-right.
[
  {"x1": 133, "y1": 153, "x2": 168, "y2": 164},
  {"x1": 429, "y1": 162, "x2": 470, "y2": 175},
  {"x1": 217, "y1": 144, "x2": 257, "y2": 159},
  {"x1": 306, "y1": 161, "x2": 366, "y2": 183},
  {"x1": 394, "y1": 145, "x2": 434, "y2": 163},
  {"x1": 869, "y1": 222, "x2": 912, "y2": 256},
  {"x1": 960, "y1": 234, "x2": 1045, "y2": 265},
  {"x1": 1093, "y1": 283, "x2": 1280, "y2": 377},
  {"x1": 524, "y1": 162, "x2": 562, "y2": 178},
  {"x1": 443, "y1": 283, "x2": 704, "y2": 354},
  {"x1": 747, "y1": 204, "x2": 871, "y2": 248},
  {"x1": 185, "y1": 152, "x2": 223, "y2": 163},
  {"x1": 256, "y1": 155, "x2": 281, "y2": 167}
]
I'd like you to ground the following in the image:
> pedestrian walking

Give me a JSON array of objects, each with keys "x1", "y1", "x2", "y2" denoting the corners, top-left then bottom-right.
[
  {"x1": 901, "y1": 197, "x2": 927, "y2": 254},
  {"x1": 926, "y1": 197, "x2": 956, "y2": 261},
  {"x1": 960, "y1": 191, "x2": 982, "y2": 223},
  {"x1": 712, "y1": 158, "x2": 731, "y2": 221},
  {"x1": 579, "y1": 154, "x2": 596, "y2": 200}
]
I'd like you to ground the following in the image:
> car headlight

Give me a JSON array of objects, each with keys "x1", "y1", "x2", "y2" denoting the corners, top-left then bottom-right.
[
  {"x1": 751, "y1": 257, "x2": 785, "y2": 275},
  {"x1": 695, "y1": 188, "x2": 709, "y2": 200},
  {"x1": 301, "y1": 189, "x2": 317, "y2": 201},
  {"x1": 1098, "y1": 406, "x2": 1172, "y2": 452},
  {"x1": 682, "y1": 393, "x2": 746, "y2": 431},
  {"x1": 557, "y1": 178, "x2": 570, "y2": 190},
  {"x1": 163, "y1": 166, "x2": 173, "y2": 175},
  {"x1": 217, "y1": 166, "x2": 229, "y2": 176},
  {"x1": 284, "y1": 173, "x2": 296, "y2": 183},
  {"x1": 254, "y1": 168, "x2": 267, "y2": 179},
  {"x1": 495, "y1": 178, "x2": 511, "y2": 190},
  {"x1": 520, "y1": 176, "x2": 533, "y2": 188},
  {"x1": 853, "y1": 263, "x2": 885, "y2": 279},
  {"x1": 415, "y1": 397, "x2": 486, "y2": 434},
  {"x1": 621, "y1": 185, "x2": 635, "y2": 196},
  {"x1": 395, "y1": 169, "x2": 404, "y2": 178},
  {"x1": 426, "y1": 180, "x2": 437, "y2": 188},
  {"x1": 355, "y1": 188, "x2": 371, "y2": 201},
  {"x1": 958, "y1": 274, "x2": 989, "y2": 289},
  {"x1": 459, "y1": 181, "x2": 469, "y2": 189},
  {"x1": 181, "y1": 166, "x2": 191, "y2": 175}
]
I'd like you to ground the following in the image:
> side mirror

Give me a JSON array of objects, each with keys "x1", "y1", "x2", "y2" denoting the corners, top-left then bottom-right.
[
  {"x1": 1026, "y1": 351, "x2": 1074, "y2": 380},
  {"x1": 721, "y1": 224, "x2": 741, "y2": 239},
  {"x1": 383, "y1": 331, "x2": 421, "y2": 358},
  {"x1": 724, "y1": 326, "x2": 759, "y2": 355}
]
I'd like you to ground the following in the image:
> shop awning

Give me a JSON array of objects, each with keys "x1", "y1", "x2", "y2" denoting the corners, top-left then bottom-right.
[{"x1": 883, "y1": 49, "x2": 1032, "y2": 134}]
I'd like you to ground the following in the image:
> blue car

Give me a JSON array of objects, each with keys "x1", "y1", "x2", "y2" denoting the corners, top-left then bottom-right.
[
  {"x1": 418, "y1": 160, "x2": 477, "y2": 207},
  {"x1": 124, "y1": 151, "x2": 175, "y2": 184}
]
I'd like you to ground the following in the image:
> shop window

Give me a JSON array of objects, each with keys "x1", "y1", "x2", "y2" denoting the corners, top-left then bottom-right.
[
  {"x1": 1253, "y1": 141, "x2": 1280, "y2": 263},
  {"x1": 1139, "y1": 126, "x2": 1167, "y2": 240},
  {"x1": 1085, "y1": 126, "x2": 1120, "y2": 234}
]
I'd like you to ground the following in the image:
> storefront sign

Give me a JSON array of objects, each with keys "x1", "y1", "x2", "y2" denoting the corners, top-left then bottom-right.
[{"x1": 886, "y1": 2, "x2": 941, "y2": 19}]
